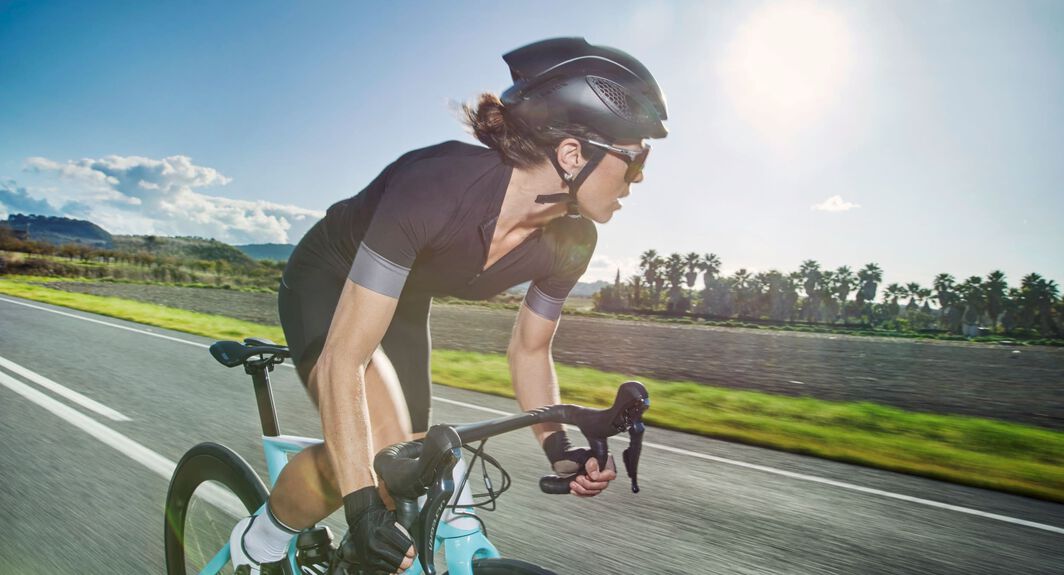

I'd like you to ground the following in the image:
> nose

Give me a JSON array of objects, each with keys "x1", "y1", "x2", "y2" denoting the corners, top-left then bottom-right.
[{"x1": 631, "y1": 170, "x2": 645, "y2": 184}]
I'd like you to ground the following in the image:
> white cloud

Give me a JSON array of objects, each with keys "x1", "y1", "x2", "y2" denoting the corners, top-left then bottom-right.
[
  {"x1": 21, "y1": 155, "x2": 323, "y2": 244},
  {"x1": 811, "y1": 195, "x2": 860, "y2": 212}
]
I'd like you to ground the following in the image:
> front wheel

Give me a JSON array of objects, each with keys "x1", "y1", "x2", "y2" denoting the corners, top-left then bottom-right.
[
  {"x1": 164, "y1": 442, "x2": 270, "y2": 575},
  {"x1": 444, "y1": 558, "x2": 557, "y2": 574}
]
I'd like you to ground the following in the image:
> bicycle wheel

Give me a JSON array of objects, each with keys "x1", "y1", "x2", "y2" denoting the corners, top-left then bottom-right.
[
  {"x1": 165, "y1": 442, "x2": 270, "y2": 575},
  {"x1": 444, "y1": 558, "x2": 557, "y2": 574}
]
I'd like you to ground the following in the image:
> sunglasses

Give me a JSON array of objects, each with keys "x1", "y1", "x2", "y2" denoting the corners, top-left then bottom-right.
[
  {"x1": 580, "y1": 139, "x2": 651, "y2": 183},
  {"x1": 549, "y1": 128, "x2": 652, "y2": 184}
]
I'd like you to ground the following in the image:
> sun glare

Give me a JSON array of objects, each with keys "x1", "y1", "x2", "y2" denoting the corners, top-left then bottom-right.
[{"x1": 721, "y1": 1, "x2": 852, "y2": 139}]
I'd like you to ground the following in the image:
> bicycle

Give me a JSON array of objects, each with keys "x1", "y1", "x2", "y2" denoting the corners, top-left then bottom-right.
[{"x1": 164, "y1": 338, "x2": 650, "y2": 575}]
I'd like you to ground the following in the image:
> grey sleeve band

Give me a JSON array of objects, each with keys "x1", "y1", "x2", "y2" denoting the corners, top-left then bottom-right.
[
  {"x1": 348, "y1": 242, "x2": 411, "y2": 298},
  {"x1": 523, "y1": 283, "x2": 566, "y2": 321}
]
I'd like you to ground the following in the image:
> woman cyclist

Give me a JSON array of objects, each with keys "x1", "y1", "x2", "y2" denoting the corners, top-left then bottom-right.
[{"x1": 229, "y1": 37, "x2": 668, "y2": 574}]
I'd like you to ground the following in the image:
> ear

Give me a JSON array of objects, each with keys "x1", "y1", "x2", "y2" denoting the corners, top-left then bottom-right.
[{"x1": 555, "y1": 138, "x2": 586, "y2": 175}]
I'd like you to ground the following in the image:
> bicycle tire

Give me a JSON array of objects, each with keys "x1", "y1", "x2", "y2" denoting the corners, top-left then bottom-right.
[
  {"x1": 164, "y1": 442, "x2": 270, "y2": 575},
  {"x1": 444, "y1": 558, "x2": 557, "y2": 574}
]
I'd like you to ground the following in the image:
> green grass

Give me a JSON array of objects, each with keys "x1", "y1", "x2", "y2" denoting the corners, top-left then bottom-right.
[
  {"x1": 3, "y1": 275, "x2": 1063, "y2": 503},
  {"x1": 0, "y1": 277, "x2": 285, "y2": 342}
]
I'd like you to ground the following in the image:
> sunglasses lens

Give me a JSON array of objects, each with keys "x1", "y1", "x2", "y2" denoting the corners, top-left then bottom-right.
[{"x1": 625, "y1": 147, "x2": 650, "y2": 183}]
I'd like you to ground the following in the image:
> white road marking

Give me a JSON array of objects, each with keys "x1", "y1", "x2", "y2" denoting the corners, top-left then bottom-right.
[
  {"x1": 2, "y1": 294, "x2": 1063, "y2": 535},
  {"x1": 0, "y1": 296, "x2": 212, "y2": 349},
  {"x1": 0, "y1": 369, "x2": 245, "y2": 518},
  {"x1": 0, "y1": 354, "x2": 131, "y2": 421}
]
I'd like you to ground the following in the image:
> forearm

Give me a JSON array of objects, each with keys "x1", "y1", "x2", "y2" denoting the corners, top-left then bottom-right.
[
  {"x1": 508, "y1": 345, "x2": 563, "y2": 446},
  {"x1": 316, "y1": 355, "x2": 377, "y2": 495}
]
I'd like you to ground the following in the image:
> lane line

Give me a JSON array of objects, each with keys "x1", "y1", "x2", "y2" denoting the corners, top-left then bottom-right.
[
  {"x1": 0, "y1": 370, "x2": 245, "y2": 518},
  {"x1": 0, "y1": 354, "x2": 131, "y2": 421},
  {"x1": 0, "y1": 296, "x2": 213, "y2": 349},
  {"x1": 3, "y1": 294, "x2": 1063, "y2": 535}
]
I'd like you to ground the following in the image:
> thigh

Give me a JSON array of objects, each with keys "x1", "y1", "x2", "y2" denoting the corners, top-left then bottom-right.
[{"x1": 278, "y1": 268, "x2": 344, "y2": 384}]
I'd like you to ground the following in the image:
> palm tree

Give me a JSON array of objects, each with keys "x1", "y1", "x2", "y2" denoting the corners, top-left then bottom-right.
[
  {"x1": 905, "y1": 282, "x2": 921, "y2": 310},
  {"x1": 834, "y1": 266, "x2": 857, "y2": 324},
  {"x1": 639, "y1": 249, "x2": 659, "y2": 285},
  {"x1": 882, "y1": 283, "x2": 904, "y2": 321},
  {"x1": 639, "y1": 250, "x2": 664, "y2": 308},
  {"x1": 933, "y1": 273, "x2": 955, "y2": 307},
  {"x1": 957, "y1": 276, "x2": 986, "y2": 329},
  {"x1": 856, "y1": 263, "x2": 883, "y2": 323},
  {"x1": 731, "y1": 268, "x2": 751, "y2": 318},
  {"x1": 933, "y1": 273, "x2": 958, "y2": 332},
  {"x1": 818, "y1": 270, "x2": 837, "y2": 323},
  {"x1": 684, "y1": 252, "x2": 701, "y2": 288},
  {"x1": 699, "y1": 253, "x2": 721, "y2": 290},
  {"x1": 664, "y1": 253, "x2": 685, "y2": 311},
  {"x1": 1020, "y1": 273, "x2": 1061, "y2": 336},
  {"x1": 628, "y1": 275, "x2": 643, "y2": 308},
  {"x1": 984, "y1": 270, "x2": 1008, "y2": 332},
  {"x1": 799, "y1": 259, "x2": 822, "y2": 323}
]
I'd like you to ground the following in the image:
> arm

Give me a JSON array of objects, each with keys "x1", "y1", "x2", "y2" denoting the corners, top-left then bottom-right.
[
  {"x1": 508, "y1": 301, "x2": 617, "y2": 497},
  {"x1": 507, "y1": 300, "x2": 563, "y2": 446},
  {"x1": 316, "y1": 279, "x2": 399, "y2": 495}
]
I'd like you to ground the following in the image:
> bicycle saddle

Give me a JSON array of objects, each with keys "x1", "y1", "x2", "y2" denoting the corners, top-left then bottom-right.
[{"x1": 209, "y1": 338, "x2": 290, "y2": 368}]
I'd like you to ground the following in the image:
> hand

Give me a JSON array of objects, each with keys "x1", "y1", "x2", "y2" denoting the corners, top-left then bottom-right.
[
  {"x1": 342, "y1": 486, "x2": 416, "y2": 574},
  {"x1": 568, "y1": 453, "x2": 617, "y2": 498}
]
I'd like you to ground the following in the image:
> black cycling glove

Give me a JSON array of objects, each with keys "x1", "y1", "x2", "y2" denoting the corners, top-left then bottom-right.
[
  {"x1": 542, "y1": 430, "x2": 590, "y2": 476},
  {"x1": 339, "y1": 486, "x2": 414, "y2": 574}
]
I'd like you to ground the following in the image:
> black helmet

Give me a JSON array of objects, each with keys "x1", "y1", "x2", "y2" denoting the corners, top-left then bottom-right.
[{"x1": 500, "y1": 37, "x2": 668, "y2": 142}]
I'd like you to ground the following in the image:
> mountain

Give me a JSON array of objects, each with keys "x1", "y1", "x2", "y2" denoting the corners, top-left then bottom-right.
[
  {"x1": 505, "y1": 280, "x2": 609, "y2": 298},
  {"x1": 1, "y1": 214, "x2": 113, "y2": 248},
  {"x1": 111, "y1": 235, "x2": 255, "y2": 265},
  {"x1": 570, "y1": 280, "x2": 610, "y2": 297},
  {"x1": 235, "y1": 243, "x2": 295, "y2": 261}
]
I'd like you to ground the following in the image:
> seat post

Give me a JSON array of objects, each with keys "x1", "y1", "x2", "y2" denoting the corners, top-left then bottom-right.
[{"x1": 245, "y1": 360, "x2": 280, "y2": 437}]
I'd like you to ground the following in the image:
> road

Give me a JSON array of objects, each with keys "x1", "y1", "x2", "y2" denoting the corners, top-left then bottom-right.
[{"x1": 1, "y1": 294, "x2": 1062, "y2": 574}]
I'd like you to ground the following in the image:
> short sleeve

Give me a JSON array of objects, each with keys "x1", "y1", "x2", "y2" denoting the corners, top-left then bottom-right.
[
  {"x1": 348, "y1": 168, "x2": 448, "y2": 297},
  {"x1": 523, "y1": 219, "x2": 597, "y2": 320}
]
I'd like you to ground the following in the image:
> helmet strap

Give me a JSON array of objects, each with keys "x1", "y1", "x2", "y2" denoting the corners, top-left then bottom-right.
[{"x1": 535, "y1": 146, "x2": 606, "y2": 218}]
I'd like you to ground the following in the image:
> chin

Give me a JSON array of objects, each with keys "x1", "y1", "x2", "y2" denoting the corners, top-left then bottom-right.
[{"x1": 591, "y1": 211, "x2": 614, "y2": 224}]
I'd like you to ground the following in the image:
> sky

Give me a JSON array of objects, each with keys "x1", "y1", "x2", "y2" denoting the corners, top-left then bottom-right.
[{"x1": 2, "y1": 0, "x2": 1062, "y2": 290}]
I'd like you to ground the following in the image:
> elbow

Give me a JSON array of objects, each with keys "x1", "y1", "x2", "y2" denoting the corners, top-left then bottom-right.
[
  {"x1": 314, "y1": 346, "x2": 369, "y2": 394},
  {"x1": 508, "y1": 336, "x2": 551, "y2": 362}
]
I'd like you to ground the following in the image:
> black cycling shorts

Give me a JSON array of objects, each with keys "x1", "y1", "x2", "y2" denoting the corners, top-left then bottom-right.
[{"x1": 278, "y1": 263, "x2": 433, "y2": 433}]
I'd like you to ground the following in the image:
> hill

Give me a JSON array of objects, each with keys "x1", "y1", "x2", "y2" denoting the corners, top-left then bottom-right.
[
  {"x1": 235, "y1": 243, "x2": 295, "y2": 261},
  {"x1": 1, "y1": 214, "x2": 113, "y2": 248},
  {"x1": 111, "y1": 235, "x2": 255, "y2": 265}
]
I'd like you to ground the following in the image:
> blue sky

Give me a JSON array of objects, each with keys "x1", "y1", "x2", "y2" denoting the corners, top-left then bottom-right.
[{"x1": 2, "y1": 0, "x2": 1061, "y2": 289}]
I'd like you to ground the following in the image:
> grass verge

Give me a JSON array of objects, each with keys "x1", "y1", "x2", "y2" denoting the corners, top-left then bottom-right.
[{"x1": 3, "y1": 275, "x2": 1062, "y2": 503}]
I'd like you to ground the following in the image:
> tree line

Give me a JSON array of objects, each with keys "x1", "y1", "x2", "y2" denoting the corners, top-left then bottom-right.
[{"x1": 593, "y1": 250, "x2": 1062, "y2": 339}]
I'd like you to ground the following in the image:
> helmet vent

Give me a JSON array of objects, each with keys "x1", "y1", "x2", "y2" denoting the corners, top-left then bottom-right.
[{"x1": 588, "y1": 76, "x2": 634, "y2": 121}]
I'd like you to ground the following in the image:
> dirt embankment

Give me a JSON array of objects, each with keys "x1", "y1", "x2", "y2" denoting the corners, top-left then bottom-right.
[{"x1": 47, "y1": 282, "x2": 1064, "y2": 430}]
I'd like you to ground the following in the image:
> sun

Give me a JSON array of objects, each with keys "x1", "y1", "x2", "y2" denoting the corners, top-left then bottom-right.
[{"x1": 721, "y1": 1, "x2": 853, "y2": 139}]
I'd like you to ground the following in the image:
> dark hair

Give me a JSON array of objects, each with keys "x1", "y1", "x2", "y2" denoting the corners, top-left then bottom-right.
[{"x1": 462, "y1": 92, "x2": 605, "y2": 169}]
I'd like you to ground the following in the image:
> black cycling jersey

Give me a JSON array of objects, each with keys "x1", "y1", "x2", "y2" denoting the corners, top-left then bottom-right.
[{"x1": 279, "y1": 141, "x2": 596, "y2": 431}]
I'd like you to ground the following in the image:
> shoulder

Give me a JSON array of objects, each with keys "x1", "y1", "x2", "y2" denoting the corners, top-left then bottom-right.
[
  {"x1": 391, "y1": 140, "x2": 501, "y2": 178},
  {"x1": 544, "y1": 217, "x2": 597, "y2": 271}
]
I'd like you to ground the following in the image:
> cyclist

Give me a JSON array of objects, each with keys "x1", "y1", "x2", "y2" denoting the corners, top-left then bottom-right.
[{"x1": 229, "y1": 37, "x2": 668, "y2": 574}]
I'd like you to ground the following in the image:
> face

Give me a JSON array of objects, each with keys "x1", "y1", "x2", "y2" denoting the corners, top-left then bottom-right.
[{"x1": 576, "y1": 141, "x2": 646, "y2": 224}]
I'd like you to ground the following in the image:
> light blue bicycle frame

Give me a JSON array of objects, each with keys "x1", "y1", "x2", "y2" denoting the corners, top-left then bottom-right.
[{"x1": 197, "y1": 434, "x2": 500, "y2": 575}]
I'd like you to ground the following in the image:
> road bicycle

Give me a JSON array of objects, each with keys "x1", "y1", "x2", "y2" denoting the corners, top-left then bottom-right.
[{"x1": 164, "y1": 338, "x2": 650, "y2": 575}]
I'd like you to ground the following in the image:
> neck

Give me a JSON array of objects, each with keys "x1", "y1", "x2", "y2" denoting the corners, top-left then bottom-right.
[{"x1": 498, "y1": 162, "x2": 570, "y2": 233}]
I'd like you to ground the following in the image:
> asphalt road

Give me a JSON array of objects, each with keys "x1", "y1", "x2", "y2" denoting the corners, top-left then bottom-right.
[{"x1": 1, "y1": 294, "x2": 1062, "y2": 574}]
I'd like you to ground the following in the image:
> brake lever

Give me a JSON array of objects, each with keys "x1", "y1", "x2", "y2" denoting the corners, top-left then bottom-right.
[
  {"x1": 623, "y1": 421, "x2": 645, "y2": 493},
  {"x1": 613, "y1": 381, "x2": 649, "y2": 493},
  {"x1": 416, "y1": 445, "x2": 461, "y2": 575}
]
